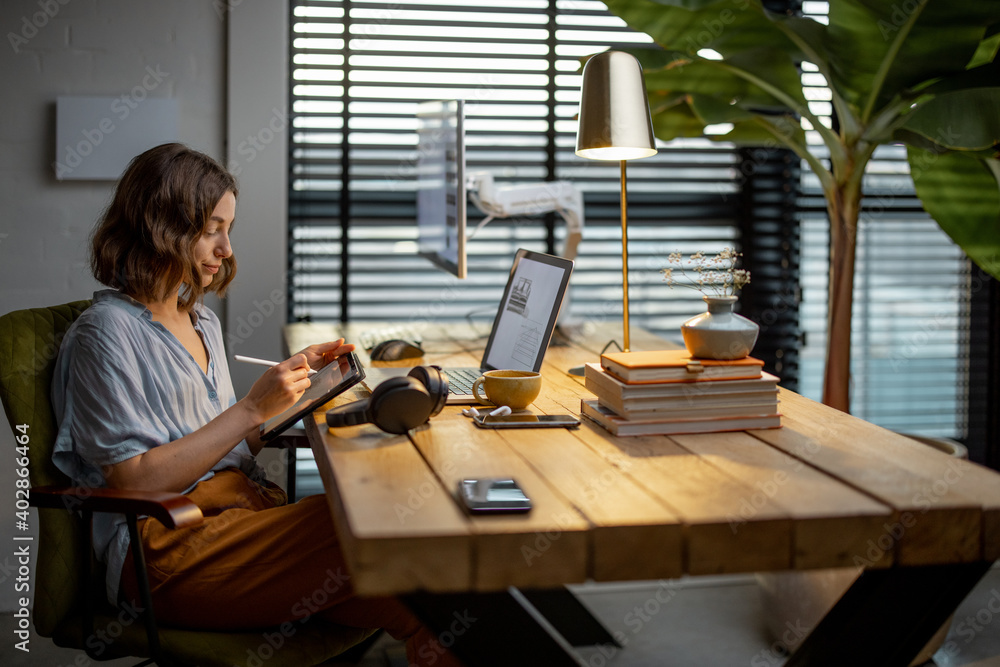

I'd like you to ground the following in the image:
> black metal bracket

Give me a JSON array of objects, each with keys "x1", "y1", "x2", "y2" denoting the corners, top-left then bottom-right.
[
  {"x1": 519, "y1": 588, "x2": 622, "y2": 648},
  {"x1": 403, "y1": 587, "x2": 587, "y2": 667},
  {"x1": 785, "y1": 561, "x2": 994, "y2": 667}
]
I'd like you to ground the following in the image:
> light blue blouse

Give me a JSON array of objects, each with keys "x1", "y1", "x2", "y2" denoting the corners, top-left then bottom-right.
[{"x1": 51, "y1": 290, "x2": 265, "y2": 604}]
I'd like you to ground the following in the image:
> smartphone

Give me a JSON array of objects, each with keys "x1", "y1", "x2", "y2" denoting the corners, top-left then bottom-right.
[
  {"x1": 458, "y1": 477, "x2": 532, "y2": 514},
  {"x1": 473, "y1": 414, "x2": 581, "y2": 429}
]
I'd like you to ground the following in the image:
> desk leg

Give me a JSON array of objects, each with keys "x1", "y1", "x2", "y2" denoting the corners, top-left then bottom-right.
[
  {"x1": 785, "y1": 561, "x2": 993, "y2": 667},
  {"x1": 403, "y1": 588, "x2": 586, "y2": 667}
]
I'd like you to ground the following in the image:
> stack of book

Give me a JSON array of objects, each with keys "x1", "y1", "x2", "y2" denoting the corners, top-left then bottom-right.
[{"x1": 580, "y1": 349, "x2": 781, "y2": 436}]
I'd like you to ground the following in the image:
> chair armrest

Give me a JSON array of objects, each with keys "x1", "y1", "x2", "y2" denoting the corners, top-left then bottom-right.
[{"x1": 29, "y1": 486, "x2": 203, "y2": 529}]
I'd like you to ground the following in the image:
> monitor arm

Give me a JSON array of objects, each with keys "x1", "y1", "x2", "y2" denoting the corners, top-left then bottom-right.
[{"x1": 466, "y1": 171, "x2": 584, "y2": 261}]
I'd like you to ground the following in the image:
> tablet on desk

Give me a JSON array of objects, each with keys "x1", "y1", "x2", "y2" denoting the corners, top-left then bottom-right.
[{"x1": 259, "y1": 352, "x2": 365, "y2": 441}]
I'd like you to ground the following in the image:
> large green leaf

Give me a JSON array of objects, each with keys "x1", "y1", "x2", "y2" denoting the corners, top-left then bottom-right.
[
  {"x1": 908, "y1": 147, "x2": 1000, "y2": 281},
  {"x1": 825, "y1": 0, "x2": 1000, "y2": 117},
  {"x1": 688, "y1": 93, "x2": 754, "y2": 124},
  {"x1": 647, "y1": 0, "x2": 743, "y2": 9},
  {"x1": 642, "y1": 92, "x2": 803, "y2": 146},
  {"x1": 647, "y1": 99, "x2": 714, "y2": 140},
  {"x1": 969, "y1": 27, "x2": 1000, "y2": 67},
  {"x1": 686, "y1": 94, "x2": 803, "y2": 144},
  {"x1": 624, "y1": 47, "x2": 805, "y2": 115},
  {"x1": 717, "y1": 116, "x2": 805, "y2": 146},
  {"x1": 897, "y1": 88, "x2": 1000, "y2": 152},
  {"x1": 764, "y1": 13, "x2": 833, "y2": 71},
  {"x1": 602, "y1": 0, "x2": 799, "y2": 57},
  {"x1": 916, "y1": 57, "x2": 1000, "y2": 97}
]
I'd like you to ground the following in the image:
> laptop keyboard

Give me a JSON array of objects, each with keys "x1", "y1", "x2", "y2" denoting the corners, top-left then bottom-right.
[{"x1": 444, "y1": 368, "x2": 481, "y2": 395}]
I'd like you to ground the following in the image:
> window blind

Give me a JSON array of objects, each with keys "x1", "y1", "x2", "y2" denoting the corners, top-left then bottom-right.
[
  {"x1": 796, "y1": 1, "x2": 969, "y2": 438},
  {"x1": 288, "y1": 0, "x2": 750, "y2": 350}
]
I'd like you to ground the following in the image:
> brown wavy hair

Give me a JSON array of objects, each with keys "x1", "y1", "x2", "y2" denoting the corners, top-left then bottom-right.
[{"x1": 90, "y1": 143, "x2": 238, "y2": 310}]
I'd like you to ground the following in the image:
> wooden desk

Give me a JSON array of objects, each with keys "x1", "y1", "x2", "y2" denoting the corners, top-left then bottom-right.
[{"x1": 285, "y1": 322, "x2": 1000, "y2": 666}]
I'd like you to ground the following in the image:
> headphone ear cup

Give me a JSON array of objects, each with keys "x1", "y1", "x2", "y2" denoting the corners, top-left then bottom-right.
[
  {"x1": 368, "y1": 376, "x2": 433, "y2": 434},
  {"x1": 326, "y1": 376, "x2": 412, "y2": 430},
  {"x1": 407, "y1": 365, "x2": 449, "y2": 417}
]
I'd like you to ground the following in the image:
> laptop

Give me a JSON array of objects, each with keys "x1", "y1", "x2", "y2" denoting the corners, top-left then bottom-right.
[{"x1": 365, "y1": 248, "x2": 574, "y2": 404}]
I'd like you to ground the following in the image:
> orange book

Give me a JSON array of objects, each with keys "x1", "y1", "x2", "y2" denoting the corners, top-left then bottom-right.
[{"x1": 600, "y1": 349, "x2": 764, "y2": 385}]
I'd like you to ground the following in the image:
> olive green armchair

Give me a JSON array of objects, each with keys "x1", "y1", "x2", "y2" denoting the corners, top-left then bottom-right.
[{"x1": 0, "y1": 301, "x2": 378, "y2": 666}]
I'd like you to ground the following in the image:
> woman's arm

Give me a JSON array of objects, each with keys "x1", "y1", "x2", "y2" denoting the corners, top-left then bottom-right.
[{"x1": 104, "y1": 355, "x2": 313, "y2": 493}]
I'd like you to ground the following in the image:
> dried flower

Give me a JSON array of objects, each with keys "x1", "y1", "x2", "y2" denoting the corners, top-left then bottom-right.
[{"x1": 660, "y1": 247, "x2": 750, "y2": 297}]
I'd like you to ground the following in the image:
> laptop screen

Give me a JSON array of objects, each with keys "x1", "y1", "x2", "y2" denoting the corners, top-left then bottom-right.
[{"x1": 482, "y1": 249, "x2": 574, "y2": 372}]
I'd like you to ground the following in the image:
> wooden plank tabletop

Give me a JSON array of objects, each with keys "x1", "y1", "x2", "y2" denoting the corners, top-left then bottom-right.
[{"x1": 289, "y1": 322, "x2": 1000, "y2": 596}]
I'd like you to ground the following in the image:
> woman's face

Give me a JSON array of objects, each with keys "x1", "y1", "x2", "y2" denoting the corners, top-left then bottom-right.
[{"x1": 193, "y1": 191, "x2": 235, "y2": 287}]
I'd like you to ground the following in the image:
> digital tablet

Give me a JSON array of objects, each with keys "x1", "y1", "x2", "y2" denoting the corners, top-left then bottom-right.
[{"x1": 259, "y1": 352, "x2": 365, "y2": 441}]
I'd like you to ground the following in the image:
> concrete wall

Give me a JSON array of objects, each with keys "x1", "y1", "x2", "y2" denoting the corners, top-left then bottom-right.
[
  {"x1": 0, "y1": 0, "x2": 226, "y2": 315},
  {"x1": 225, "y1": 0, "x2": 289, "y2": 400},
  {"x1": 224, "y1": 0, "x2": 289, "y2": 524},
  {"x1": 0, "y1": 0, "x2": 288, "y2": 612}
]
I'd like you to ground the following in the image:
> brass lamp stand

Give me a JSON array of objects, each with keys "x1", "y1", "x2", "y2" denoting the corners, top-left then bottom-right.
[{"x1": 575, "y1": 51, "x2": 658, "y2": 352}]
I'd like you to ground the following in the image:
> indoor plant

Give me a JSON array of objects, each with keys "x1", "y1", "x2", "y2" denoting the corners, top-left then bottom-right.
[{"x1": 598, "y1": 0, "x2": 1000, "y2": 412}]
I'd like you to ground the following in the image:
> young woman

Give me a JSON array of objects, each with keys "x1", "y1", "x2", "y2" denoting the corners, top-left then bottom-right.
[{"x1": 51, "y1": 143, "x2": 460, "y2": 666}]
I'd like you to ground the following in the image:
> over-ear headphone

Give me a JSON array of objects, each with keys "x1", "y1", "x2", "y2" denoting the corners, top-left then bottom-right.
[{"x1": 325, "y1": 365, "x2": 448, "y2": 434}]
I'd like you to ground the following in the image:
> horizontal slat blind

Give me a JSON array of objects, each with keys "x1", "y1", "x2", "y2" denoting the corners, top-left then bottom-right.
[
  {"x1": 797, "y1": 2, "x2": 969, "y2": 437},
  {"x1": 289, "y1": 0, "x2": 745, "y2": 346}
]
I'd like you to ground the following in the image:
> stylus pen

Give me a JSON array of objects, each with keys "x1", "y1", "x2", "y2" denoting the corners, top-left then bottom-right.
[{"x1": 233, "y1": 354, "x2": 317, "y2": 375}]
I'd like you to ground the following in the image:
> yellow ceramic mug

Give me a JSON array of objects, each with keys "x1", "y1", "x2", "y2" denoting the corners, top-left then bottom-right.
[{"x1": 472, "y1": 370, "x2": 542, "y2": 410}]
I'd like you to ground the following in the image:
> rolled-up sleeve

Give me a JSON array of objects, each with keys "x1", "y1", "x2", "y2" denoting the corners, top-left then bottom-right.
[{"x1": 55, "y1": 326, "x2": 169, "y2": 483}]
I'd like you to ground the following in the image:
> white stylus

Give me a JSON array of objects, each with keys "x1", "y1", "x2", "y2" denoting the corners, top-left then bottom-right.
[{"x1": 234, "y1": 354, "x2": 317, "y2": 375}]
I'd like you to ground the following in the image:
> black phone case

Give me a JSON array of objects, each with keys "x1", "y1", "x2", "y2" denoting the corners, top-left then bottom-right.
[{"x1": 473, "y1": 414, "x2": 580, "y2": 429}]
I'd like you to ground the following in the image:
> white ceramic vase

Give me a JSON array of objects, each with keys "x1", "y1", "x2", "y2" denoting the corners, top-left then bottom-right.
[{"x1": 681, "y1": 295, "x2": 759, "y2": 360}]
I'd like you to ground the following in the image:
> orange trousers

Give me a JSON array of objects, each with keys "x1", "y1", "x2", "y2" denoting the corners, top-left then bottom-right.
[{"x1": 121, "y1": 468, "x2": 462, "y2": 667}]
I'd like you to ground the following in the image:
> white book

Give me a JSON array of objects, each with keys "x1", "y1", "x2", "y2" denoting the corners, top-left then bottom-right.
[
  {"x1": 581, "y1": 399, "x2": 782, "y2": 437},
  {"x1": 606, "y1": 398, "x2": 780, "y2": 422},
  {"x1": 585, "y1": 363, "x2": 780, "y2": 411}
]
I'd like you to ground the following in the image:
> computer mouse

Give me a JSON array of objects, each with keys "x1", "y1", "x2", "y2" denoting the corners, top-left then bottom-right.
[{"x1": 369, "y1": 339, "x2": 424, "y2": 361}]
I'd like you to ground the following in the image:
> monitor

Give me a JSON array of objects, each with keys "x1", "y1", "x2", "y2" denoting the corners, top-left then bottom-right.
[{"x1": 416, "y1": 99, "x2": 467, "y2": 279}]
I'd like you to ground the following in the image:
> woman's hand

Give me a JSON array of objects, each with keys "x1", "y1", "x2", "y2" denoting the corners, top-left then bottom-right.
[
  {"x1": 239, "y1": 354, "x2": 314, "y2": 424},
  {"x1": 295, "y1": 338, "x2": 356, "y2": 370}
]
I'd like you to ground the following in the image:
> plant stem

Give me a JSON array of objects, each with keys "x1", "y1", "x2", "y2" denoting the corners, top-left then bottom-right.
[{"x1": 821, "y1": 168, "x2": 863, "y2": 413}]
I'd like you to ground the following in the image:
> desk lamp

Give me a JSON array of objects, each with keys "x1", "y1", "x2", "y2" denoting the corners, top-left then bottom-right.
[{"x1": 576, "y1": 51, "x2": 657, "y2": 352}]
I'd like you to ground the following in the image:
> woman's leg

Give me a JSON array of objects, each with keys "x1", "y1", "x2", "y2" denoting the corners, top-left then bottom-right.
[{"x1": 121, "y1": 470, "x2": 461, "y2": 665}]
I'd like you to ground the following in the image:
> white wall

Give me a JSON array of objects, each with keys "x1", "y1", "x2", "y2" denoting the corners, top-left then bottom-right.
[{"x1": 0, "y1": 0, "x2": 289, "y2": 612}]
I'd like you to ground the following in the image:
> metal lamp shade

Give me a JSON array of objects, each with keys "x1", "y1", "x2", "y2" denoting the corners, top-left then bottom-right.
[{"x1": 575, "y1": 51, "x2": 657, "y2": 161}]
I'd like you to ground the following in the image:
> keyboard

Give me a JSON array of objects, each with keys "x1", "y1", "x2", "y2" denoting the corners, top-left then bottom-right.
[{"x1": 442, "y1": 367, "x2": 481, "y2": 396}]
